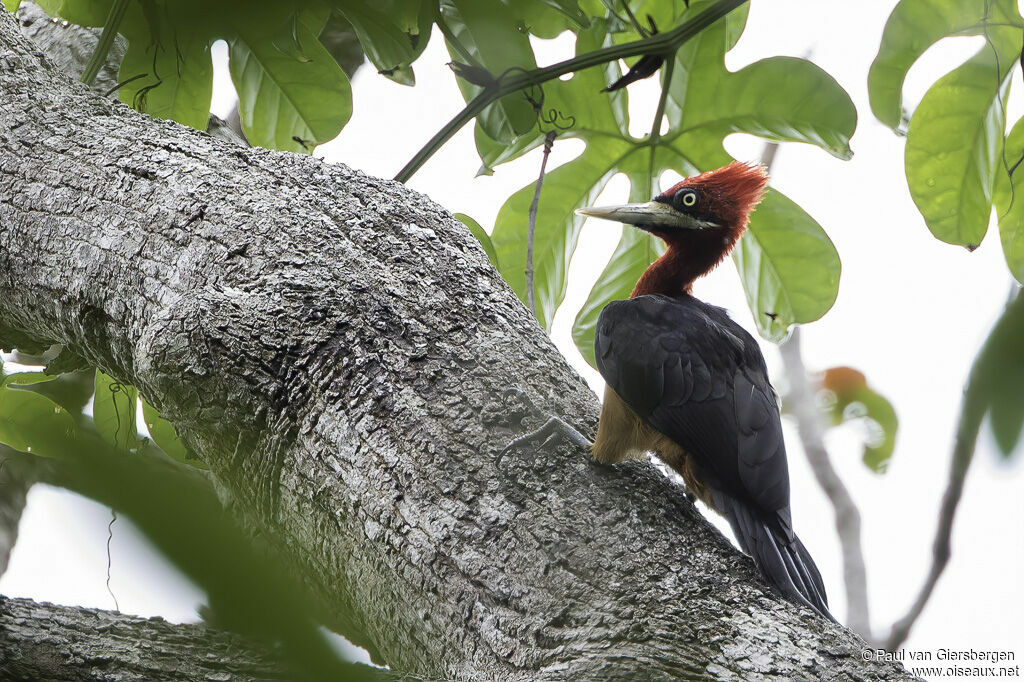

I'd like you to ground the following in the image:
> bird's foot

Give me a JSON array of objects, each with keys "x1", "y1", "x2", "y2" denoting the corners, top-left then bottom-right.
[
  {"x1": 498, "y1": 416, "x2": 592, "y2": 458},
  {"x1": 497, "y1": 388, "x2": 592, "y2": 458}
]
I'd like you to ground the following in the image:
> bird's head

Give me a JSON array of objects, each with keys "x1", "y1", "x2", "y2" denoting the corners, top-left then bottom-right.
[{"x1": 577, "y1": 161, "x2": 768, "y2": 247}]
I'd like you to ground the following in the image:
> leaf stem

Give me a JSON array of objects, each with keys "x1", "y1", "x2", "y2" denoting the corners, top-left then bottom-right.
[
  {"x1": 647, "y1": 53, "x2": 676, "y2": 181},
  {"x1": 80, "y1": 0, "x2": 130, "y2": 86},
  {"x1": 394, "y1": 0, "x2": 748, "y2": 183}
]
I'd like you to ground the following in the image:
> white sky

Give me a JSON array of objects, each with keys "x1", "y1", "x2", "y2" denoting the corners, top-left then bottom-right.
[{"x1": 2, "y1": 2, "x2": 1022, "y2": 678}]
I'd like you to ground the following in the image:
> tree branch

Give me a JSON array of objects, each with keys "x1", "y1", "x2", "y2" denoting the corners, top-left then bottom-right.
[
  {"x1": 779, "y1": 329, "x2": 873, "y2": 638},
  {"x1": 881, "y1": 287, "x2": 1022, "y2": 651},
  {"x1": 0, "y1": 595, "x2": 422, "y2": 681},
  {"x1": 394, "y1": 0, "x2": 748, "y2": 183},
  {"x1": 0, "y1": 9, "x2": 916, "y2": 679}
]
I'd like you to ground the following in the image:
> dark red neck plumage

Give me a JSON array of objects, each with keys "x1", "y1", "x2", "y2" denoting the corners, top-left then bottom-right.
[{"x1": 630, "y1": 162, "x2": 768, "y2": 298}]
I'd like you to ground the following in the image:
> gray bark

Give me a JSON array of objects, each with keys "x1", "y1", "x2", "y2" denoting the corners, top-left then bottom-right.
[
  {"x1": 0, "y1": 594, "x2": 291, "y2": 681},
  {"x1": 0, "y1": 594, "x2": 425, "y2": 681},
  {"x1": 0, "y1": 8, "x2": 916, "y2": 681}
]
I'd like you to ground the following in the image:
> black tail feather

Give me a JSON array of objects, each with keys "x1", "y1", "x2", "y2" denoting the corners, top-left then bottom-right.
[{"x1": 713, "y1": 491, "x2": 834, "y2": 621}]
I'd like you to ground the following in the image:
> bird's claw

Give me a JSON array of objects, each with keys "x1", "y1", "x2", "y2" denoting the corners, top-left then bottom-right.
[{"x1": 497, "y1": 416, "x2": 592, "y2": 459}]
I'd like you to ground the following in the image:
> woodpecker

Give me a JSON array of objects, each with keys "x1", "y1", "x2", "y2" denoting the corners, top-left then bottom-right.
[{"x1": 577, "y1": 161, "x2": 832, "y2": 619}]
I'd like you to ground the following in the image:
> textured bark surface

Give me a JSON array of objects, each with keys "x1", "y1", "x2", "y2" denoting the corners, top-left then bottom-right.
[
  {"x1": 0, "y1": 595, "x2": 290, "y2": 681},
  {"x1": 0, "y1": 595, "x2": 424, "y2": 681},
  {"x1": 0, "y1": 9, "x2": 917, "y2": 681}
]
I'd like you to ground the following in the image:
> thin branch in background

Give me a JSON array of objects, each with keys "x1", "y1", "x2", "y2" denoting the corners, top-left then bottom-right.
[
  {"x1": 762, "y1": 139, "x2": 873, "y2": 637},
  {"x1": 881, "y1": 286, "x2": 1022, "y2": 650},
  {"x1": 779, "y1": 329, "x2": 873, "y2": 638},
  {"x1": 394, "y1": 0, "x2": 748, "y2": 183},
  {"x1": 882, "y1": 390, "x2": 983, "y2": 651},
  {"x1": 526, "y1": 132, "x2": 557, "y2": 317}
]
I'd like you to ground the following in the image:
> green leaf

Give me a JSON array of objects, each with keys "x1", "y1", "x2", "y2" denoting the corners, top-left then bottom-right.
[
  {"x1": 118, "y1": 7, "x2": 214, "y2": 131},
  {"x1": 972, "y1": 291, "x2": 1024, "y2": 457},
  {"x1": 338, "y1": 1, "x2": 427, "y2": 85},
  {"x1": 905, "y1": 46, "x2": 1010, "y2": 247},
  {"x1": 868, "y1": 0, "x2": 1022, "y2": 130},
  {"x1": 36, "y1": 0, "x2": 111, "y2": 26},
  {"x1": 1, "y1": 372, "x2": 59, "y2": 389},
  {"x1": 732, "y1": 190, "x2": 841, "y2": 342},
  {"x1": 0, "y1": 385, "x2": 78, "y2": 459},
  {"x1": 820, "y1": 367, "x2": 898, "y2": 473},
  {"x1": 993, "y1": 116, "x2": 1024, "y2": 285},
  {"x1": 230, "y1": 19, "x2": 352, "y2": 153},
  {"x1": 93, "y1": 369, "x2": 138, "y2": 452},
  {"x1": 485, "y1": 12, "x2": 850, "y2": 346},
  {"x1": 536, "y1": 0, "x2": 589, "y2": 31},
  {"x1": 455, "y1": 213, "x2": 499, "y2": 268},
  {"x1": 141, "y1": 398, "x2": 205, "y2": 468},
  {"x1": 3, "y1": 0, "x2": 23, "y2": 13},
  {"x1": 572, "y1": 172, "x2": 663, "y2": 365},
  {"x1": 491, "y1": 143, "x2": 628, "y2": 331},
  {"x1": 270, "y1": 6, "x2": 332, "y2": 63},
  {"x1": 666, "y1": 16, "x2": 855, "y2": 160},
  {"x1": 442, "y1": 0, "x2": 539, "y2": 143}
]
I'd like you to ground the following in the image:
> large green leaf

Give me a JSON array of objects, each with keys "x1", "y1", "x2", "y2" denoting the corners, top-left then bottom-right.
[
  {"x1": 868, "y1": 0, "x2": 1022, "y2": 131},
  {"x1": 118, "y1": 6, "x2": 214, "y2": 131},
  {"x1": 93, "y1": 369, "x2": 138, "y2": 452},
  {"x1": 491, "y1": 143, "x2": 628, "y2": 330},
  {"x1": 455, "y1": 212, "x2": 500, "y2": 269},
  {"x1": 484, "y1": 4, "x2": 851, "y2": 357},
  {"x1": 230, "y1": 18, "x2": 352, "y2": 153},
  {"x1": 732, "y1": 190, "x2": 841, "y2": 342},
  {"x1": 905, "y1": 47, "x2": 1011, "y2": 247},
  {"x1": 441, "y1": 0, "x2": 539, "y2": 143},
  {"x1": 4, "y1": 0, "x2": 23, "y2": 13},
  {"x1": 572, "y1": 173, "x2": 663, "y2": 366},
  {"x1": 35, "y1": 0, "x2": 110, "y2": 26},
  {"x1": 338, "y1": 0, "x2": 431, "y2": 85},
  {"x1": 141, "y1": 398, "x2": 206, "y2": 468},
  {"x1": 971, "y1": 291, "x2": 1024, "y2": 458},
  {"x1": 993, "y1": 116, "x2": 1024, "y2": 285},
  {"x1": 1, "y1": 371, "x2": 59, "y2": 389},
  {"x1": 475, "y1": 17, "x2": 628, "y2": 173},
  {"x1": 0, "y1": 385, "x2": 77, "y2": 459}
]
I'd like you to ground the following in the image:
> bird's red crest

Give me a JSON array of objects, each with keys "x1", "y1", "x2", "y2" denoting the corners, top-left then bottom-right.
[{"x1": 660, "y1": 161, "x2": 768, "y2": 234}]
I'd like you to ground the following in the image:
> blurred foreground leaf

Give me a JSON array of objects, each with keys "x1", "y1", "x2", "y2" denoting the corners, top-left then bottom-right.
[
  {"x1": 819, "y1": 366, "x2": 898, "y2": 473},
  {"x1": 970, "y1": 289, "x2": 1024, "y2": 457}
]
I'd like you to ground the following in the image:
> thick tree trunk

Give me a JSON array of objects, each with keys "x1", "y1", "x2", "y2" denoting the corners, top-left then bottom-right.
[{"x1": 0, "y1": 9, "x2": 915, "y2": 680}]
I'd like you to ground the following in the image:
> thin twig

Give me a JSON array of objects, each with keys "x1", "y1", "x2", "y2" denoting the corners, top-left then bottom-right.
[
  {"x1": 881, "y1": 287, "x2": 1021, "y2": 651},
  {"x1": 780, "y1": 328, "x2": 872, "y2": 638},
  {"x1": 526, "y1": 132, "x2": 557, "y2": 318},
  {"x1": 394, "y1": 0, "x2": 748, "y2": 183},
  {"x1": 881, "y1": 391, "x2": 982, "y2": 651}
]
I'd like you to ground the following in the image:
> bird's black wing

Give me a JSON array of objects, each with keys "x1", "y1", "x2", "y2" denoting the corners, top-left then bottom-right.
[
  {"x1": 594, "y1": 294, "x2": 789, "y2": 520},
  {"x1": 595, "y1": 294, "x2": 830, "y2": 617}
]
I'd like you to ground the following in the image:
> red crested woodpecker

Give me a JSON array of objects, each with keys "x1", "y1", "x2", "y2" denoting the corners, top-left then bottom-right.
[{"x1": 578, "y1": 162, "x2": 832, "y2": 619}]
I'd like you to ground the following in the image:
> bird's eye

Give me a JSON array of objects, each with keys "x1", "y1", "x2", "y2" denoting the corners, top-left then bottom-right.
[{"x1": 680, "y1": 190, "x2": 698, "y2": 208}]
